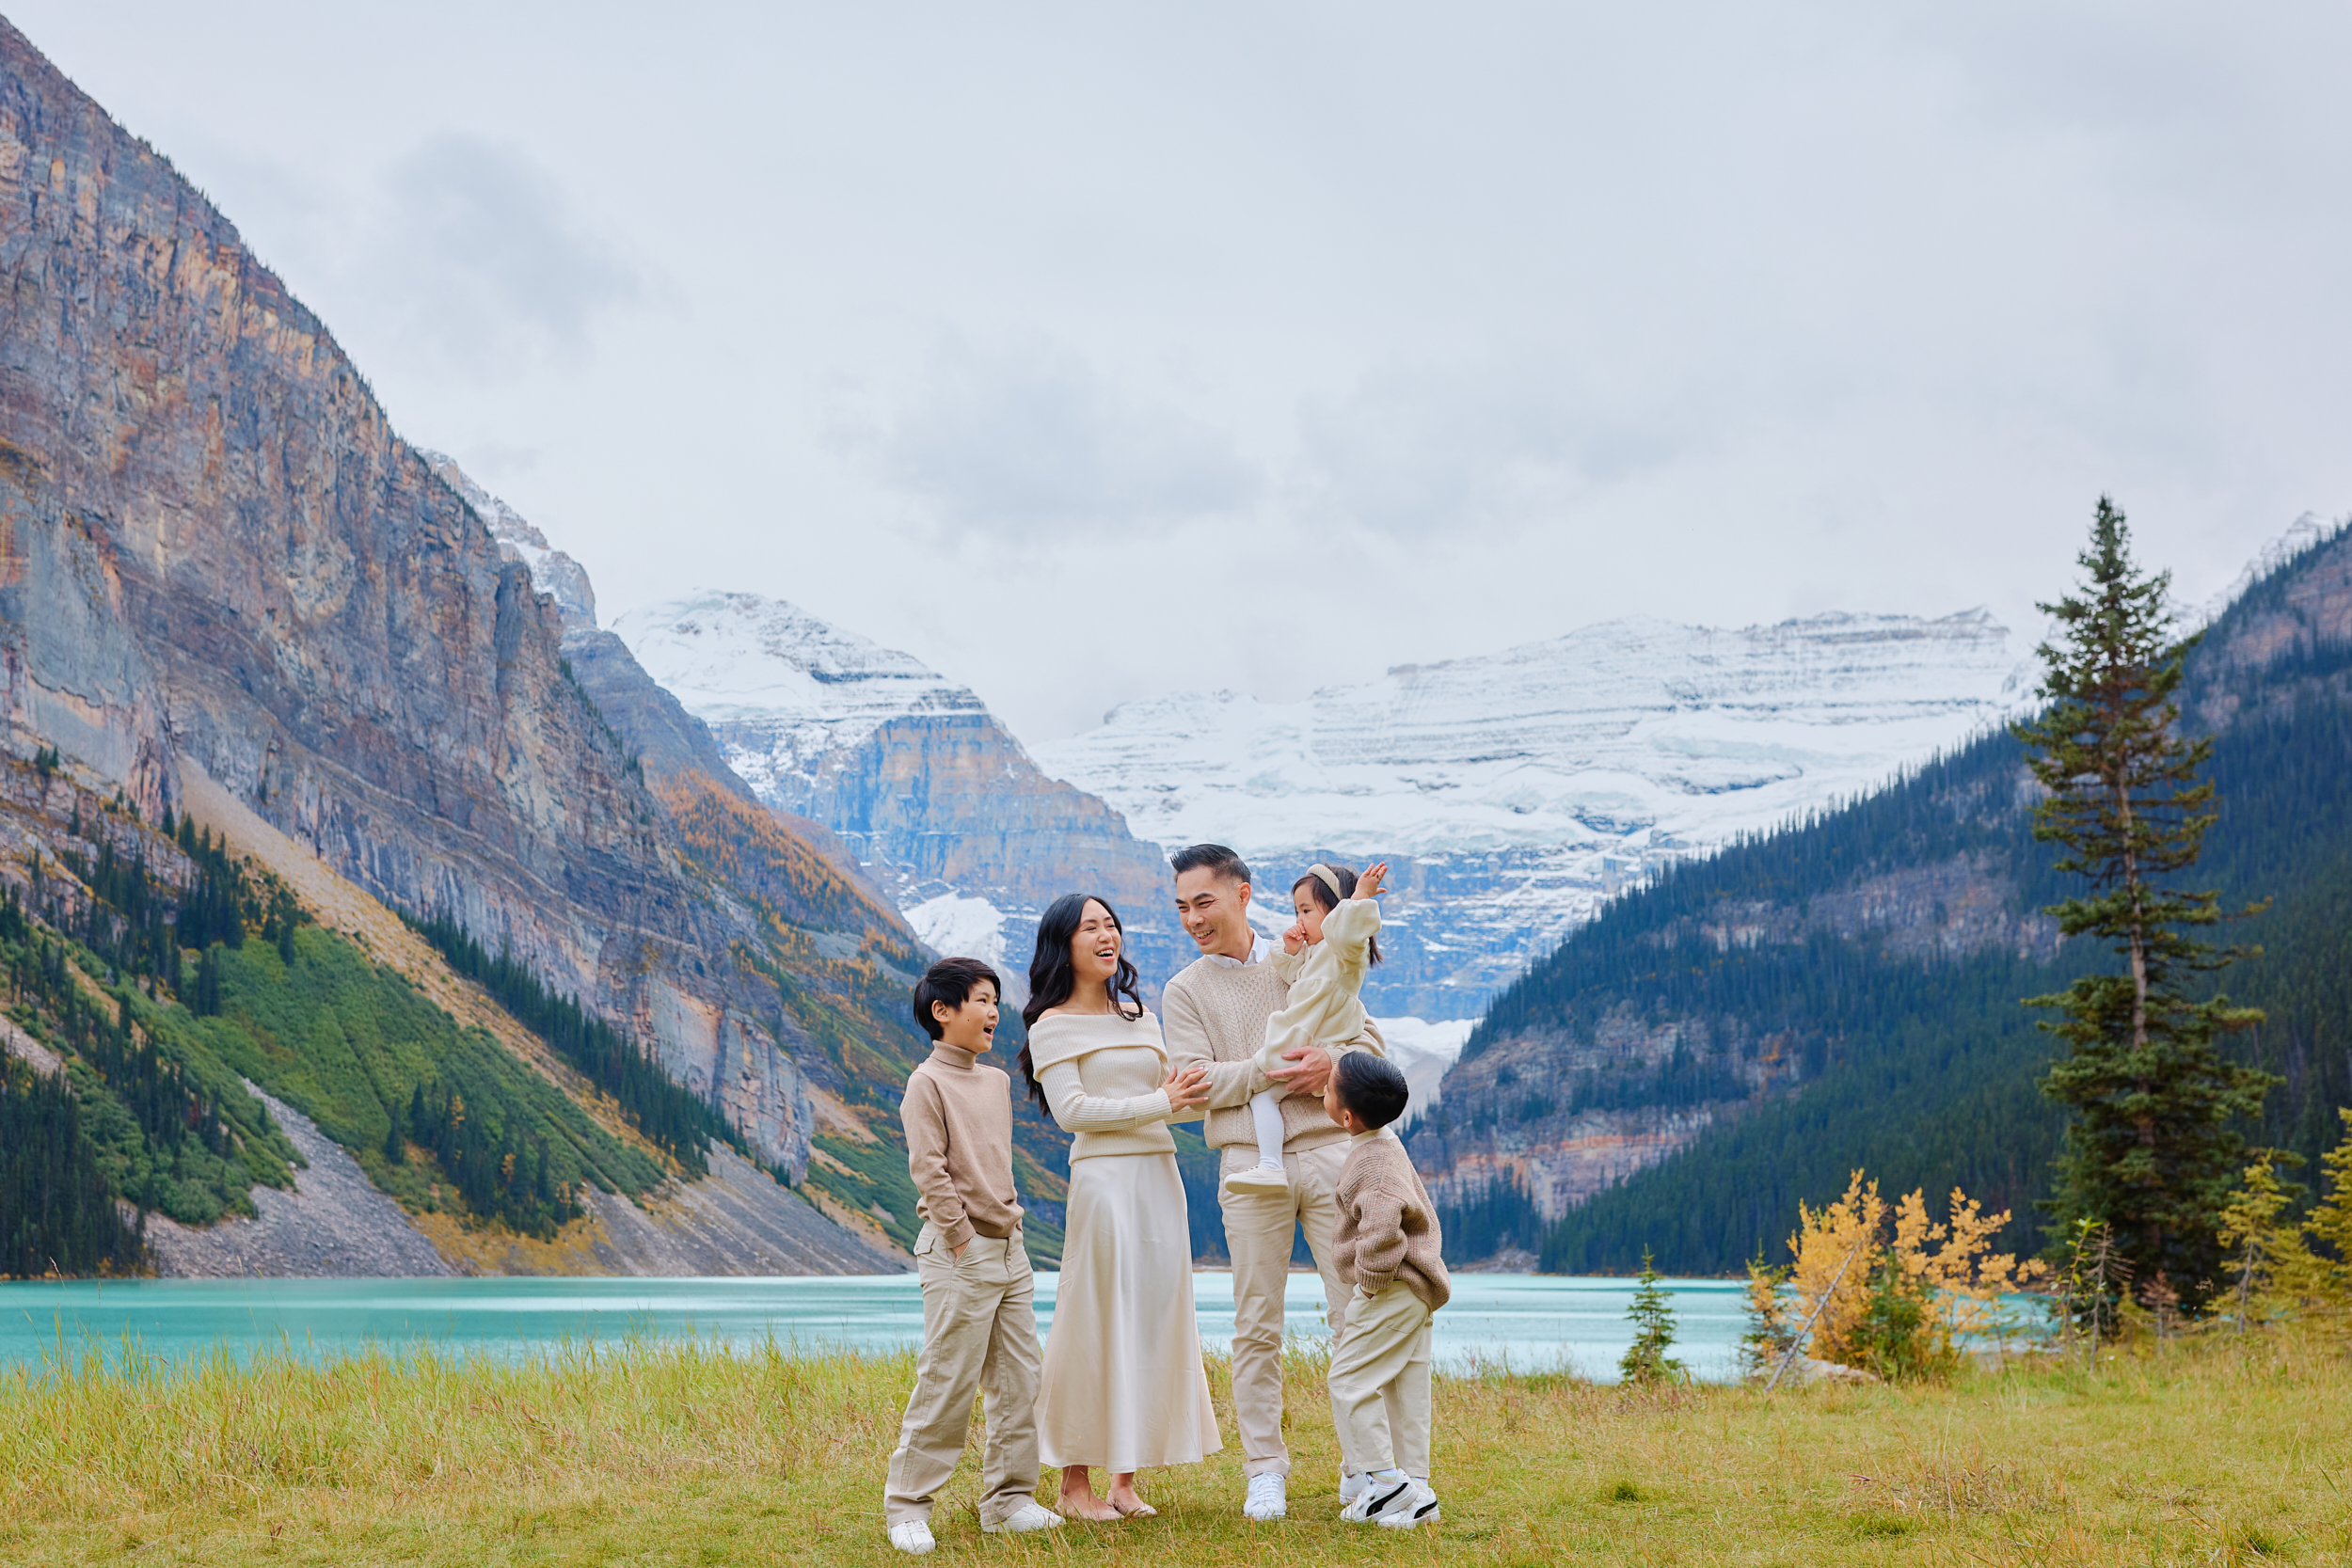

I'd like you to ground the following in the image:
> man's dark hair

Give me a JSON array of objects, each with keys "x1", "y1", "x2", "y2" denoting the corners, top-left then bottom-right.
[
  {"x1": 913, "y1": 956, "x2": 1001, "y2": 1040},
  {"x1": 1333, "y1": 1052, "x2": 1410, "y2": 1131},
  {"x1": 1170, "y1": 843, "x2": 1252, "y2": 885}
]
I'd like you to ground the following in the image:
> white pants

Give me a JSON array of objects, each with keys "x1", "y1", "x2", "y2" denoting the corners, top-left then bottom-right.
[
  {"x1": 1327, "y1": 1283, "x2": 1433, "y2": 1480},
  {"x1": 1218, "y1": 1139, "x2": 1352, "y2": 1478}
]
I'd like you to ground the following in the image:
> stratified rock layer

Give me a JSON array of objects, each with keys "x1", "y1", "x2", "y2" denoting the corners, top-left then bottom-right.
[
  {"x1": 618, "y1": 591, "x2": 1184, "y2": 993},
  {"x1": 0, "y1": 24, "x2": 908, "y2": 1245}
]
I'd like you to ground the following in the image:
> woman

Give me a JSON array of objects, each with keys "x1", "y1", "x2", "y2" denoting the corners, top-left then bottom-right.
[{"x1": 1022, "y1": 893, "x2": 1217, "y2": 1520}]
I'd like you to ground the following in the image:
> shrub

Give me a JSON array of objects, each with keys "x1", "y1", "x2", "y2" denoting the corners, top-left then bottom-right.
[{"x1": 1786, "y1": 1171, "x2": 2046, "y2": 1380}]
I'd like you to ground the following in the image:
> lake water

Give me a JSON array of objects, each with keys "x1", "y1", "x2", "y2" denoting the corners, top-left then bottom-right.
[{"x1": 0, "y1": 1273, "x2": 1749, "y2": 1383}]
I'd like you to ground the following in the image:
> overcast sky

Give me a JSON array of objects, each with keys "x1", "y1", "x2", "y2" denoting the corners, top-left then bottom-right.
[{"x1": 17, "y1": 3, "x2": 2352, "y2": 739}]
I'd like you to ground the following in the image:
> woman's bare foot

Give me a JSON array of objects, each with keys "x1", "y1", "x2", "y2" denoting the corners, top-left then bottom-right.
[
  {"x1": 1105, "y1": 1473, "x2": 1155, "y2": 1517},
  {"x1": 1057, "y1": 1466, "x2": 1122, "y2": 1523}
]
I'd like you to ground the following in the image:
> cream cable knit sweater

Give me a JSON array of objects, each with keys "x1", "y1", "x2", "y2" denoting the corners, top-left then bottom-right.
[{"x1": 1163, "y1": 955, "x2": 1383, "y2": 1155}]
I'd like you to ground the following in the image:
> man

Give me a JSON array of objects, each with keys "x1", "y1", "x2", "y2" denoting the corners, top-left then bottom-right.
[{"x1": 1160, "y1": 842, "x2": 1384, "y2": 1523}]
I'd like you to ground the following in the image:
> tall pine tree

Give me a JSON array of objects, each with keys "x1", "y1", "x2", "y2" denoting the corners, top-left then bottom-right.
[{"x1": 2013, "y1": 498, "x2": 2276, "y2": 1307}]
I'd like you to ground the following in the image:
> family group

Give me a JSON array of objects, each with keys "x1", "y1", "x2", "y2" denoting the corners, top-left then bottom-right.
[{"x1": 880, "y1": 843, "x2": 1453, "y2": 1551}]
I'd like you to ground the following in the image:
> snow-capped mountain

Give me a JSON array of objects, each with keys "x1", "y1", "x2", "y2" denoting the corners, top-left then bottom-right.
[
  {"x1": 1034, "y1": 610, "x2": 2032, "y2": 1019},
  {"x1": 421, "y1": 451, "x2": 598, "y2": 625},
  {"x1": 612, "y1": 593, "x2": 989, "y2": 808},
  {"x1": 614, "y1": 593, "x2": 1180, "y2": 990}
]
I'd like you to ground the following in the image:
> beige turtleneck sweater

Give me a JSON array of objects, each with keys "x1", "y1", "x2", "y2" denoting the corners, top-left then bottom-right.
[{"x1": 901, "y1": 1043, "x2": 1025, "y2": 1252}]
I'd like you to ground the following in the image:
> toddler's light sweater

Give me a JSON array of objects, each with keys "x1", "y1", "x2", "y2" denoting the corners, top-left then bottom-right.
[
  {"x1": 1333, "y1": 1128, "x2": 1452, "y2": 1314},
  {"x1": 1164, "y1": 952, "x2": 1381, "y2": 1156},
  {"x1": 1256, "y1": 897, "x2": 1381, "y2": 1073}
]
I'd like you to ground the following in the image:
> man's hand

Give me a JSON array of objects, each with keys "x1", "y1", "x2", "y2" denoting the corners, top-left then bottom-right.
[
  {"x1": 951, "y1": 1240, "x2": 967, "y2": 1259},
  {"x1": 1267, "y1": 1043, "x2": 1336, "y2": 1097}
]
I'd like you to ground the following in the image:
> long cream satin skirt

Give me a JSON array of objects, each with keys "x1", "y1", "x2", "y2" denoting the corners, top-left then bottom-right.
[{"x1": 1035, "y1": 1151, "x2": 1222, "y2": 1471}]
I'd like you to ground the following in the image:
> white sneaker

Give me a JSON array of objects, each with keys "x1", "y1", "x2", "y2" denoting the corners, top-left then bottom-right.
[
  {"x1": 1340, "y1": 1473, "x2": 1419, "y2": 1526},
  {"x1": 1243, "y1": 1472, "x2": 1288, "y2": 1520},
  {"x1": 980, "y1": 1502, "x2": 1064, "y2": 1535},
  {"x1": 1377, "y1": 1482, "x2": 1439, "y2": 1529},
  {"x1": 888, "y1": 1519, "x2": 936, "y2": 1555},
  {"x1": 1223, "y1": 1164, "x2": 1291, "y2": 1197},
  {"x1": 1339, "y1": 1471, "x2": 1368, "y2": 1508}
]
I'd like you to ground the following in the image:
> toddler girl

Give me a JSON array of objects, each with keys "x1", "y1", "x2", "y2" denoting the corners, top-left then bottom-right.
[{"x1": 1223, "y1": 860, "x2": 1388, "y2": 1196}]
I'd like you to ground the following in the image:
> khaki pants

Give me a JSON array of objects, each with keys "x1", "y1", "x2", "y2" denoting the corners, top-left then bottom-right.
[
  {"x1": 883, "y1": 1227, "x2": 1042, "y2": 1526},
  {"x1": 1327, "y1": 1283, "x2": 1434, "y2": 1479},
  {"x1": 1218, "y1": 1139, "x2": 1351, "y2": 1479}
]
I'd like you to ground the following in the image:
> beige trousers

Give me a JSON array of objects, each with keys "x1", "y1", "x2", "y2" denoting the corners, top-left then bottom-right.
[
  {"x1": 883, "y1": 1227, "x2": 1042, "y2": 1526},
  {"x1": 1327, "y1": 1283, "x2": 1434, "y2": 1479},
  {"x1": 1218, "y1": 1138, "x2": 1352, "y2": 1479}
]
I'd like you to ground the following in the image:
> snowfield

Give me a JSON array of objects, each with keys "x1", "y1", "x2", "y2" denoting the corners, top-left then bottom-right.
[{"x1": 1034, "y1": 610, "x2": 2034, "y2": 1016}]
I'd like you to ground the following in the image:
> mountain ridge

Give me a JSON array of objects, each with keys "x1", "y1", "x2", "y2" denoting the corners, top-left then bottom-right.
[
  {"x1": 0, "y1": 18, "x2": 935, "y2": 1275},
  {"x1": 1421, "y1": 518, "x2": 2352, "y2": 1272},
  {"x1": 1036, "y1": 606, "x2": 2031, "y2": 1018}
]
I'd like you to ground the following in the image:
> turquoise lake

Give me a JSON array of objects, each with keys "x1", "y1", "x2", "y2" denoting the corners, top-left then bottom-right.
[{"x1": 0, "y1": 1274, "x2": 1748, "y2": 1383}]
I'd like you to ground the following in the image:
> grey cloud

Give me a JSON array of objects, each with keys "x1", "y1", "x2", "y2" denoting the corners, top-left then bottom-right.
[
  {"x1": 364, "y1": 133, "x2": 643, "y2": 377},
  {"x1": 857, "y1": 336, "x2": 1259, "y2": 538},
  {"x1": 1294, "y1": 362, "x2": 1697, "y2": 539}
]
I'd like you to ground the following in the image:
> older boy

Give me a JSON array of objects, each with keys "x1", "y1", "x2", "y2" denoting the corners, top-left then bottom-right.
[
  {"x1": 1324, "y1": 1052, "x2": 1450, "y2": 1529},
  {"x1": 883, "y1": 957, "x2": 1061, "y2": 1554}
]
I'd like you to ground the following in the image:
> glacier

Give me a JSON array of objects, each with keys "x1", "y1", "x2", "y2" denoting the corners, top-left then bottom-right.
[
  {"x1": 613, "y1": 590, "x2": 1185, "y2": 1001},
  {"x1": 1033, "y1": 610, "x2": 2035, "y2": 1018}
]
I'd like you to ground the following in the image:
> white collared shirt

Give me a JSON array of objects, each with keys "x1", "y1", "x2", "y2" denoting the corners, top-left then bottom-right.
[{"x1": 1201, "y1": 933, "x2": 1272, "y2": 969}]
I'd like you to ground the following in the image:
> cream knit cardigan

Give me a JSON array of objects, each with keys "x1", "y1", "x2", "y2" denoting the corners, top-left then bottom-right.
[{"x1": 1255, "y1": 897, "x2": 1382, "y2": 1074}]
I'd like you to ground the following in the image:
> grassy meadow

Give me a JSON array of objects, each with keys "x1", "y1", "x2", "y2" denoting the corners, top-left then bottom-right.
[{"x1": 1, "y1": 1330, "x2": 2346, "y2": 1567}]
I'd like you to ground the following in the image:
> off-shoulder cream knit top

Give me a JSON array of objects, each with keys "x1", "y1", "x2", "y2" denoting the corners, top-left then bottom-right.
[{"x1": 1026, "y1": 1009, "x2": 1188, "y2": 1162}]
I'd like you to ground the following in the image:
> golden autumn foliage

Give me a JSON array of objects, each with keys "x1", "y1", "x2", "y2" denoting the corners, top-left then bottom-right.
[
  {"x1": 1783, "y1": 1172, "x2": 2046, "y2": 1379},
  {"x1": 653, "y1": 774, "x2": 906, "y2": 941},
  {"x1": 2216, "y1": 1109, "x2": 2352, "y2": 1334}
]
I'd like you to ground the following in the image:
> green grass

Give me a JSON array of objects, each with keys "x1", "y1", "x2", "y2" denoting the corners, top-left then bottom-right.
[
  {"x1": 1, "y1": 1329, "x2": 2345, "y2": 1565},
  {"x1": 168, "y1": 927, "x2": 668, "y2": 1211}
]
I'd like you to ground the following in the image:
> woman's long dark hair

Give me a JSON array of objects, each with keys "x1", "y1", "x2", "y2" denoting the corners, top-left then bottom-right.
[
  {"x1": 1015, "y1": 893, "x2": 1144, "y2": 1107},
  {"x1": 1294, "y1": 863, "x2": 1383, "y2": 965}
]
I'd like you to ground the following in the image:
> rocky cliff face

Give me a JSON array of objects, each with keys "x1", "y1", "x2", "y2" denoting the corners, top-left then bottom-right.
[
  {"x1": 0, "y1": 23, "x2": 920, "y2": 1258},
  {"x1": 616, "y1": 592, "x2": 1184, "y2": 994}
]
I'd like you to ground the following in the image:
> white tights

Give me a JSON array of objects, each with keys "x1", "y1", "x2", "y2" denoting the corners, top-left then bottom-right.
[{"x1": 1248, "y1": 1086, "x2": 1285, "y2": 1169}]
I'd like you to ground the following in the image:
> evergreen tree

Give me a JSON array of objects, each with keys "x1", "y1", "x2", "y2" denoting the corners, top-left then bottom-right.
[
  {"x1": 1618, "y1": 1248, "x2": 1685, "y2": 1384},
  {"x1": 2012, "y1": 498, "x2": 2277, "y2": 1305}
]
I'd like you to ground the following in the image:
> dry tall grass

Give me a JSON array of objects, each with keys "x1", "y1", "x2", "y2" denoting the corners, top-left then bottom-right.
[{"x1": 2, "y1": 1327, "x2": 2344, "y2": 1565}]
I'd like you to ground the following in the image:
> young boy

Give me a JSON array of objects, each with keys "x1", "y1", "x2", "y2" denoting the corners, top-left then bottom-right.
[
  {"x1": 883, "y1": 957, "x2": 1062, "y2": 1554},
  {"x1": 1323, "y1": 1052, "x2": 1451, "y2": 1529}
]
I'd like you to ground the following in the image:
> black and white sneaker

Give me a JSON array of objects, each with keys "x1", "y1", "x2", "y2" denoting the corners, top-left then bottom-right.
[{"x1": 1339, "y1": 1472, "x2": 1419, "y2": 1525}]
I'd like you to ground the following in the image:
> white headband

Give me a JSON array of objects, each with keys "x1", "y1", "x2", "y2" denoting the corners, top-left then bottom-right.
[{"x1": 1306, "y1": 863, "x2": 1345, "y2": 899}]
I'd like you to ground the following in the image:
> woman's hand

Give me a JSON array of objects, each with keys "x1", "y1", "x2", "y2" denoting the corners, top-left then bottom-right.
[
  {"x1": 1356, "y1": 861, "x2": 1390, "y2": 901},
  {"x1": 1162, "y1": 1062, "x2": 1211, "y2": 1114}
]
